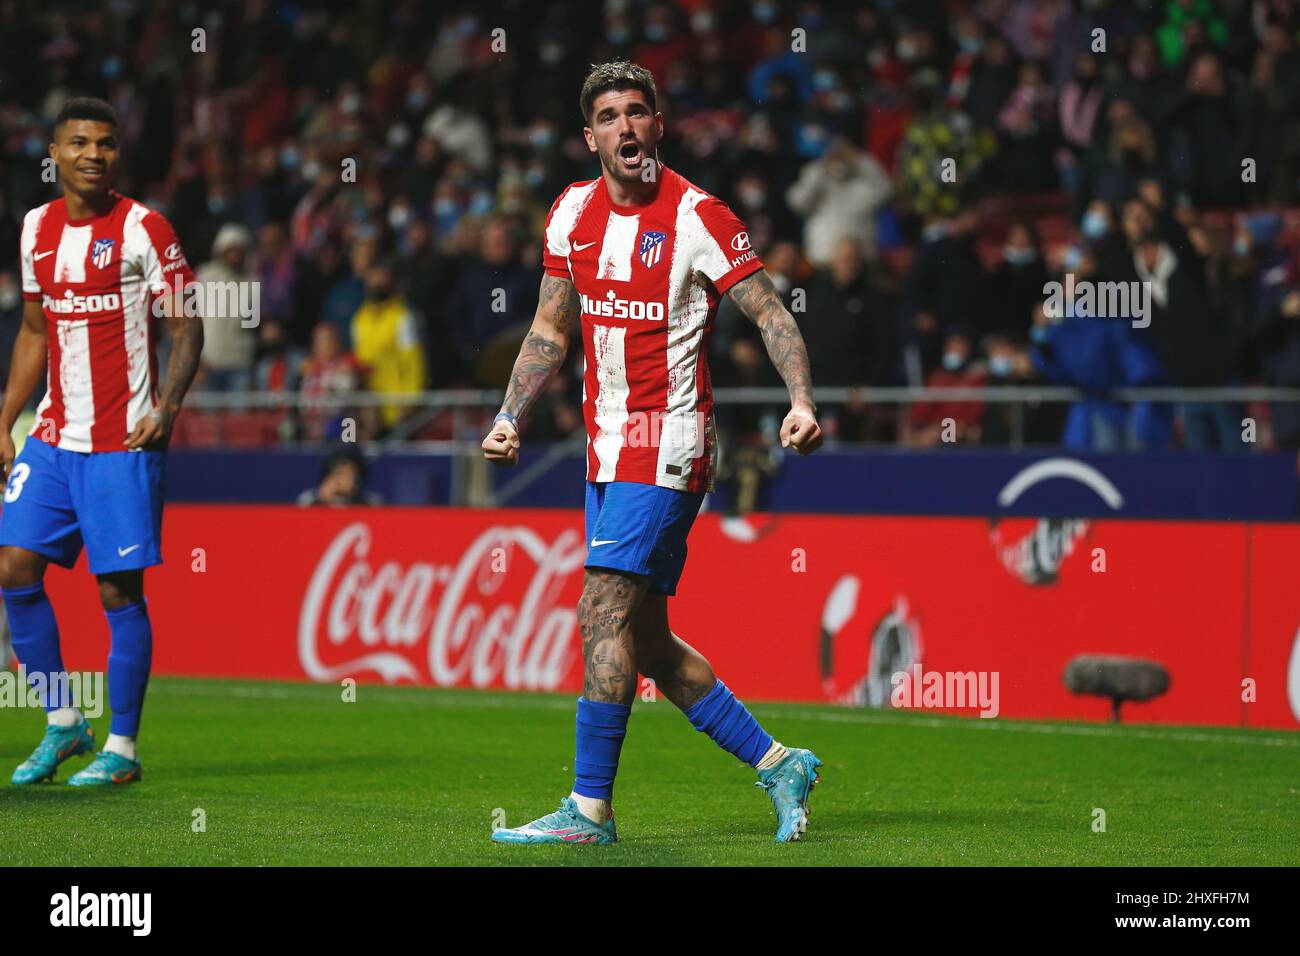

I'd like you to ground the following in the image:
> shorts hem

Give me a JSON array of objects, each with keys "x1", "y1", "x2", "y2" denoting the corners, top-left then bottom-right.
[
  {"x1": 87, "y1": 555, "x2": 163, "y2": 576},
  {"x1": 583, "y1": 560, "x2": 652, "y2": 580},
  {"x1": 0, "y1": 540, "x2": 78, "y2": 569},
  {"x1": 582, "y1": 561, "x2": 679, "y2": 596}
]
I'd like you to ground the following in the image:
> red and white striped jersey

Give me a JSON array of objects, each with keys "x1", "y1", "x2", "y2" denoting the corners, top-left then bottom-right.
[
  {"x1": 19, "y1": 192, "x2": 194, "y2": 453},
  {"x1": 543, "y1": 164, "x2": 763, "y2": 493}
]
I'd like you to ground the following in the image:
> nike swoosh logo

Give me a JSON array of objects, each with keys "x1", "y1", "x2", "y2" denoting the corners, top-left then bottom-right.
[
  {"x1": 572, "y1": 240, "x2": 597, "y2": 251},
  {"x1": 33, "y1": 250, "x2": 54, "y2": 261},
  {"x1": 590, "y1": 538, "x2": 618, "y2": 547},
  {"x1": 117, "y1": 544, "x2": 141, "y2": 556}
]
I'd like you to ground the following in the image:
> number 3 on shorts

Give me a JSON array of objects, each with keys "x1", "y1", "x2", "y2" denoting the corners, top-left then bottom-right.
[{"x1": 4, "y1": 462, "x2": 31, "y2": 503}]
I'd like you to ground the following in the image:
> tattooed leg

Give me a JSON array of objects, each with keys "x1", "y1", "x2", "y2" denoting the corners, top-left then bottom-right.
[{"x1": 577, "y1": 569, "x2": 649, "y2": 706}]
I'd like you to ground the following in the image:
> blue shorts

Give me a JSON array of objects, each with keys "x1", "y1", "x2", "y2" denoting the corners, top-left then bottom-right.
[
  {"x1": 583, "y1": 480, "x2": 705, "y2": 596},
  {"x1": 0, "y1": 437, "x2": 165, "y2": 574}
]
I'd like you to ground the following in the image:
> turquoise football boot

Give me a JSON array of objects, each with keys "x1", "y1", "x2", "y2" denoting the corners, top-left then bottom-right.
[
  {"x1": 67, "y1": 750, "x2": 142, "y2": 787},
  {"x1": 491, "y1": 797, "x2": 618, "y2": 845},
  {"x1": 10, "y1": 719, "x2": 96, "y2": 785},
  {"x1": 755, "y1": 748, "x2": 822, "y2": 842}
]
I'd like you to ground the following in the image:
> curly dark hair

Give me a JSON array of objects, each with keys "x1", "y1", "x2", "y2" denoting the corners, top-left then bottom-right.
[{"x1": 579, "y1": 61, "x2": 657, "y2": 124}]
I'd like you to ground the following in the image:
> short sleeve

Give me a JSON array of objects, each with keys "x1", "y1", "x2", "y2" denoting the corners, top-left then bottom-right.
[
  {"x1": 20, "y1": 209, "x2": 42, "y2": 300},
  {"x1": 542, "y1": 188, "x2": 575, "y2": 279},
  {"x1": 139, "y1": 211, "x2": 196, "y2": 295},
  {"x1": 689, "y1": 196, "x2": 764, "y2": 295}
]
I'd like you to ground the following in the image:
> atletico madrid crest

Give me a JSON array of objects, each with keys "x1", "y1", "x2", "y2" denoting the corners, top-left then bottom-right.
[
  {"x1": 639, "y1": 230, "x2": 666, "y2": 269},
  {"x1": 91, "y1": 238, "x2": 115, "y2": 269}
]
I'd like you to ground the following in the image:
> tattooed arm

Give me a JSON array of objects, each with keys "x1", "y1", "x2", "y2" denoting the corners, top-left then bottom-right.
[
  {"x1": 482, "y1": 273, "x2": 580, "y2": 465},
  {"x1": 725, "y1": 269, "x2": 824, "y2": 454},
  {"x1": 125, "y1": 292, "x2": 204, "y2": 451}
]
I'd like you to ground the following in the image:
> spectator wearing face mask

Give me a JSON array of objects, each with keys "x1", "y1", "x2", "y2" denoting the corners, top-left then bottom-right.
[
  {"x1": 978, "y1": 332, "x2": 1066, "y2": 446},
  {"x1": 899, "y1": 210, "x2": 984, "y2": 379},
  {"x1": 1029, "y1": 261, "x2": 1173, "y2": 452},
  {"x1": 982, "y1": 221, "x2": 1047, "y2": 339},
  {"x1": 732, "y1": 170, "x2": 799, "y2": 253},
  {"x1": 351, "y1": 261, "x2": 428, "y2": 434},
  {"x1": 903, "y1": 331, "x2": 988, "y2": 447},
  {"x1": 1078, "y1": 199, "x2": 1131, "y2": 275}
]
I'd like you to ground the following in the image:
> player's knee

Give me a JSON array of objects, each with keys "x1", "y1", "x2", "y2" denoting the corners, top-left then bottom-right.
[
  {"x1": 577, "y1": 571, "x2": 637, "y2": 635},
  {"x1": 97, "y1": 572, "x2": 144, "y2": 610},
  {"x1": 637, "y1": 658, "x2": 665, "y2": 686},
  {"x1": 0, "y1": 547, "x2": 45, "y2": 589}
]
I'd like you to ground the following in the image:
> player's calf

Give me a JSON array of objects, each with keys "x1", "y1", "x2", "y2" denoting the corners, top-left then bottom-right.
[{"x1": 675, "y1": 676, "x2": 824, "y2": 842}]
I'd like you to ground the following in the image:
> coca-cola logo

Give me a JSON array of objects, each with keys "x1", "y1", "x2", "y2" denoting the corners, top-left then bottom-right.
[{"x1": 298, "y1": 522, "x2": 587, "y2": 689}]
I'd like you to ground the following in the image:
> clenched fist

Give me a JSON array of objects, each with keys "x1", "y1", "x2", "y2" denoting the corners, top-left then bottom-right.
[
  {"x1": 481, "y1": 418, "x2": 520, "y2": 466},
  {"x1": 780, "y1": 405, "x2": 823, "y2": 455}
]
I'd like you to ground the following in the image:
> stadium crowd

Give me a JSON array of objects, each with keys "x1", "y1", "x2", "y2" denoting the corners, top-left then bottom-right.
[{"x1": 3, "y1": 0, "x2": 1300, "y2": 450}]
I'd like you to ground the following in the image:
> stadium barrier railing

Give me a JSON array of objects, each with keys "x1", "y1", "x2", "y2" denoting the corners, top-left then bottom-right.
[{"x1": 180, "y1": 384, "x2": 1300, "y2": 447}]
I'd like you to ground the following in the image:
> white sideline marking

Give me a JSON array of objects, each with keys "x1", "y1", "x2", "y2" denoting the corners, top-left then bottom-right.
[
  {"x1": 148, "y1": 680, "x2": 1300, "y2": 747},
  {"x1": 764, "y1": 708, "x2": 1300, "y2": 748}
]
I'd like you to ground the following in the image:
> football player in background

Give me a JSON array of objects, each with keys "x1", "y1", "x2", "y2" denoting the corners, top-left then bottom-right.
[
  {"x1": 483, "y1": 62, "x2": 824, "y2": 844},
  {"x1": 0, "y1": 98, "x2": 203, "y2": 786}
]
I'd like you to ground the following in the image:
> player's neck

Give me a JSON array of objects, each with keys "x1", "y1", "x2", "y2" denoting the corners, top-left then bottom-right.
[
  {"x1": 63, "y1": 188, "x2": 116, "y2": 222},
  {"x1": 603, "y1": 165, "x2": 660, "y2": 209}
]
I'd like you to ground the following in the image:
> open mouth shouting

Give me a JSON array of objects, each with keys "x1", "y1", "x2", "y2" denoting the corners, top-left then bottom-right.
[{"x1": 616, "y1": 138, "x2": 643, "y2": 170}]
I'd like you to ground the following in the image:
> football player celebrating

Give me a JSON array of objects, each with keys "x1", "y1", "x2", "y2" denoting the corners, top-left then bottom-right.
[
  {"x1": 483, "y1": 63, "x2": 824, "y2": 844},
  {"x1": 0, "y1": 98, "x2": 203, "y2": 786}
]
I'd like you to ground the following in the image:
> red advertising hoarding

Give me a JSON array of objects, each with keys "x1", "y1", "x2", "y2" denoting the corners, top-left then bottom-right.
[{"x1": 37, "y1": 506, "x2": 1300, "y2": 730}]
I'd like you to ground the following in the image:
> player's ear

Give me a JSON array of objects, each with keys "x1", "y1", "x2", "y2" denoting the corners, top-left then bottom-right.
[{"x1": 582, "y1": 127, "x2": 597, "y2": 154}]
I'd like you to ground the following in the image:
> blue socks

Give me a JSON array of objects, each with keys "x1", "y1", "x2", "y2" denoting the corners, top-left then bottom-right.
[
  {"x1": 570, "y1": 681, "x2": 771, "y2": 798},
  {"x1": 2, "y1": 582, "x2": 69, "y2": 711},
  {"x1": 572, "y1": 698, "x2": 631, "y2": 800},
  {"x1": 2, "y1": 584, "x2": 153, "y2": 735},
  {"x1": 105, "y1": 600, "x2": 153, "y2": 737},
  {"x1": 685, "y1": 679, "x2": 773, "y2": 768}
]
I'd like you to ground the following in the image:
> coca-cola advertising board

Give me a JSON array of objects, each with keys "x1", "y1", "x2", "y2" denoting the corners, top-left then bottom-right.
[{"x1": 36, "y1": 506, "x2": 1300, "y2": 730}]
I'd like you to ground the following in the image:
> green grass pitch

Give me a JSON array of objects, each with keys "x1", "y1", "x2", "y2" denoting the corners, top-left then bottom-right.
[{"x1": 2, "y1": 676, "x2": 1297, "y2": 866}]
